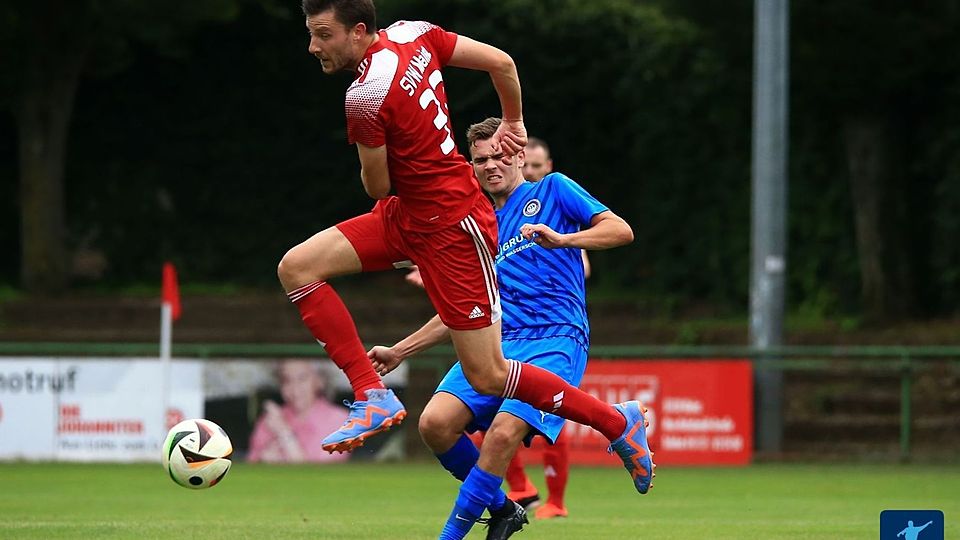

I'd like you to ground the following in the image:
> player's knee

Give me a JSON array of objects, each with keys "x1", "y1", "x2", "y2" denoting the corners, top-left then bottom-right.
[
  {"x1": 278, "y1": 245, "x2": 325, "y2": 285},
  {"x1": 483, "y1": 423, "x2": 524, "y2": 454},
  {"x1": 418, "y1": 408, "x2": 453, "y2": 451},
  {"x1": 277, "y1": 248, "x2": 301, "y2": 282}
]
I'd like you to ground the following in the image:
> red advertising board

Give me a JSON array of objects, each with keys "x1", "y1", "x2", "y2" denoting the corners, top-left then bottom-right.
[{"x1": 524, "y1": 359, "x2": 753, "y2": 466}]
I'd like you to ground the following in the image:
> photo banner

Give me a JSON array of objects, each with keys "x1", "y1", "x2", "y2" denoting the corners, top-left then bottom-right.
[{"x1": 0, "y1": 358, "x2": 203, "y2": 462}]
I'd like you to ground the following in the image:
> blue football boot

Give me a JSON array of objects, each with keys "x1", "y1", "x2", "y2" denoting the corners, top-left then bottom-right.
[
  {"x1": 321, "y1": 388, "x2": 406, "y2": 453},
  {"x1": 608, "y1": 401, "x2": 656, "y2": 494}
]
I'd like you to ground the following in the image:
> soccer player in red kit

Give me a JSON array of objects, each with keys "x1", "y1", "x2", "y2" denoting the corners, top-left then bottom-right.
[{"x1": 278, "y1": 0, "x2": 653, "y2": 504}]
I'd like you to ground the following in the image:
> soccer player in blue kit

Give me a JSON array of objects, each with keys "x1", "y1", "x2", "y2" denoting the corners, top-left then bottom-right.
[{"x1": 368, "y1": 117, "x2": 652, "y2": 540}]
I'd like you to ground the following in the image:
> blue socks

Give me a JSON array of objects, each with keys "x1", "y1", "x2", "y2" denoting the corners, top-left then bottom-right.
[
  {"x1": 435, "y1": 435, "x2": 509, "y2": 514},
  {"x1": 436, "y1": 434, "x2": 479, "y2": 481},
  {"x1": 439, "y1": 465, "x2": 503, "y2": 540}
]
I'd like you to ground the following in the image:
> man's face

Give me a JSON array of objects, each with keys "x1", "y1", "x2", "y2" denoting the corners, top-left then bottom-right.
[
  {"x1": 522, "y1": 146, "x2": 553, "y2": 182},
  {"x1": 470, "y1": 137, "x2": 524, "y2": 199},
  {"x1": 306, "y1": 10, "x2": 362, "y2": 74},
  {"x1": 279, "y1": 361, "x2": 324, "y2": 414}
]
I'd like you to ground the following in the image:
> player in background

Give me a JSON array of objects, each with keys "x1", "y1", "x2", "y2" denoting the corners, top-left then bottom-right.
[
  {"x1": 520, "y1": 137, "x2": 551, "y2": 180},
  {"x1": 369, "y1": 117, "x2": 651, "y2": 539},
  {"x1": 280, "y1": 1, "x2": 652, "y2": 503}
]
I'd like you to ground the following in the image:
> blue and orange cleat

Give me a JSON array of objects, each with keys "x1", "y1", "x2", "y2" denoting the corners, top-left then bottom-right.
[
  {"x1": 608, "y1": 401, "x2": 656, "y2": 494},
  {"x1": 321, "y1": 389, "x2": 406, "y2": 453}
]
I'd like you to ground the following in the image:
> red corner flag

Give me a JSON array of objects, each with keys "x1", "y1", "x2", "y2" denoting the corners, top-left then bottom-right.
[{"x1": 161, "y1": 262, "x2": 182, "y2": 322}]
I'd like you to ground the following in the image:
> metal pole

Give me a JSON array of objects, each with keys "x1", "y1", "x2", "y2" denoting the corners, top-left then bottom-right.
[
  {"x1": 899, "y1": 354, "x2": 912, "y2": 462},
  {"x1": 160, "y1": 302, "x2": 172, "y2": 433},
  {"x1": 750, "y1": 0, "x2": 789, "y2": 454}
]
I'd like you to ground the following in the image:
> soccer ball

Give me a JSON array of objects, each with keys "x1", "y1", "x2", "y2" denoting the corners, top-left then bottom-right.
[{"x1": 162, "y1": 418, "x2": 233, "y2": 489}]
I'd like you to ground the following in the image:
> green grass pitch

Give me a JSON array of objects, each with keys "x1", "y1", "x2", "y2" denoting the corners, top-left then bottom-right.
[{"x1": 1, "y1": 462, "x2": 957, "y2": 539}]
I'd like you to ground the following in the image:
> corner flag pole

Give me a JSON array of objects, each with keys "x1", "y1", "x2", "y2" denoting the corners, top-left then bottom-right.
[{"x1": 160, "y1": 263, "x2": 182, "y2": 433}]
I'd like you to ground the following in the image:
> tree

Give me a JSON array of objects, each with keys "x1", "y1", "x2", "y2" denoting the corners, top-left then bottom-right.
[
  {"x1": 792, "y1": 1, "x2": 960, "y2": 321},
  {"x1": 0, "y1": 0, "x2": 266, "y2": 292}
]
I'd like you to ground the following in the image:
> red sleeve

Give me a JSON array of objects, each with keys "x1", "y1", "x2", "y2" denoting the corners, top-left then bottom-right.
[
  {"x1": 346, "y1": 101, "x2": 387, "y2": 147},
  {"x1": 345, "y1": 77, "x2": 390, "y2": 147},
  {"x1": 427, "y1": 26, "x2": 458, "y2": 66}
]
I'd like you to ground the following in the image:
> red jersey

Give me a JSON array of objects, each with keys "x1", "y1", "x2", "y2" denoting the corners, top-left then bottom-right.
[{"x1": 345, "y1": 21, "x2": 481, "y2": 232}]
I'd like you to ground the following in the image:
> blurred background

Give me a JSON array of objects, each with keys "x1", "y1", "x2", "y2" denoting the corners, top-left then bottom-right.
[{"x1": 1, "y1": 0, "x2": 959, "y2": 465}]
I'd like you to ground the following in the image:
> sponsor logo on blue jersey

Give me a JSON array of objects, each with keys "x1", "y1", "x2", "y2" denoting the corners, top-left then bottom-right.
[{"x1": 522, "y1": 198, "x2": 541, "y2": 217}]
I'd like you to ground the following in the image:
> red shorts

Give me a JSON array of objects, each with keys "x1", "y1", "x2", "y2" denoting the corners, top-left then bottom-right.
[{"x1": 336, "y1": 195, "x2": 501, "y2": 330}]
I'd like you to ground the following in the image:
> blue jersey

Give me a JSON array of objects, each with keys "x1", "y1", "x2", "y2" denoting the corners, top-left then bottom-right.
[{"x1": 495, "y1": 172, "x2": 608, "y2": 346}]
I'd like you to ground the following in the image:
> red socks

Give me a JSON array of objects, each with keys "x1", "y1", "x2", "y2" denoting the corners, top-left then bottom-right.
[
  {"x1": 503, "y1": 360, "x2": 626, "y2": 441},
  {"x1": 543, "y1": 429, "x2": 569, "y2": 507},
  {"x1": 504, "y1": 453, "x2": 531, "y2": 494},
  {"x1": 288, "y1": 281, "x2": 384, "y2": 401}
]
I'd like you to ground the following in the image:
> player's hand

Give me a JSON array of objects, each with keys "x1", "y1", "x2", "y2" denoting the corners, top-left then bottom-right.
[
  {"x1": 494, "y1": 118, "x2": 527, "y2": 157},
  {"x1": 405, "y1": 266, "x2": 425, "y2": 289},
  {"x1": 368, "y1": 345, "x2": 404, "y2": 376},
  {"x1": 520, "y1": 223, "x2": 567, "y2": 249}
]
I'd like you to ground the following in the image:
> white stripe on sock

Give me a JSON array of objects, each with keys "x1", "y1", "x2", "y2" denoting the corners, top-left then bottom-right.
[
  {"x1": 288, "y1": 281, "x2": 326, "y2": 303},
  {"x1": 502, "y1": 359, "x2": 522, "y2": 398}
]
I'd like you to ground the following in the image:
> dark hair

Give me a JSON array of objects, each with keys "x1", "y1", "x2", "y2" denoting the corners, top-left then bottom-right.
[
  {"x1": 526, "y1": 136, "x2": 550, "y2": 157},
  {"x1": 466, "y1": 117, "x2": 501, "y2": 147},
  {"x1": 302, "y1": 0, "x2": 377, "y2": 35}
]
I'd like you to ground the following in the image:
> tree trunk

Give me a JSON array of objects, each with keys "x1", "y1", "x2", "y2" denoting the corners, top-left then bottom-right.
[
  {"x1": 843, "y1": 115, "x2": 913, "y2": 321},
  {"x1": 16, "y1": 3, "x2": 88, "y2": 293}
]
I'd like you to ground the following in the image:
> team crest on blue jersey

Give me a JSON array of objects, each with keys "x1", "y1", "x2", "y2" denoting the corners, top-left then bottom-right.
[{"x1": 522, "y1": 199, "x2": 542, "y2": 217}]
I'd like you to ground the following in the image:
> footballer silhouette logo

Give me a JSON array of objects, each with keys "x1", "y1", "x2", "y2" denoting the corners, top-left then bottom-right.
[
  {"x1": 880, "y1": 510, "x2": 943, "y2": 540},
  {"x1": 523, "y1": 199, "x2": 541, "y2": 217}
]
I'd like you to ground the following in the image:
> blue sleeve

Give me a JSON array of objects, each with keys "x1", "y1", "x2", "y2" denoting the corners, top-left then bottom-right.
[{"x1": 544, "y1": 173, "x2": 609, "y2": 226}]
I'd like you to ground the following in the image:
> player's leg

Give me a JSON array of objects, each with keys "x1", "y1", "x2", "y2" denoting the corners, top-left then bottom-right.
[
  {"x1": 467, "y1": 430, "x2": 484, "y2": 448},
  {"x1": 502, "y1": 338, "x2": 576, "y2": 522},
  {"x1": 278, "y1": 225, "x2": 379, "y2": 401},
  {"x1": 415, "y1": 201, "x2": 655, "y2": 493},
  {"x1": 425, "y1": 362, "x2": 526, "y2": 540},
  {"x1": 505, "y1": 451, "x2": 540, "y2": 512},
  {"x1": 446, "y1": 327, "x2": 653, "y2": 493},
  {"x1": 536, "y1": 428, "x2": 570, "y2": 519},
  {"x1": 418, "y1": 391, "x2": 479, "y2": 481},
  {"x1": 442, "y1": 337, "x2": 580, "y2": 539},
  {"x1": 423, "y1": 363, "x2": 516, "y2": 510},
  {"x1": 440, "y1": 412, "x2": 531, "y2": 540},
  {"x1": 278, "y1": 201, "x2": 407, "y2": 452}
]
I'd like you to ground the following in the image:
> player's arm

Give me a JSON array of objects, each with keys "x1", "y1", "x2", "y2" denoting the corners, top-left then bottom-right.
[
  {"x1": 356, "y1": 143, "x2": 391, "y2": 199},
  {"x1": 446, "y1": 36, "x2": 526, "y2": 155},
  {"x1": 520, "y1": 210, "x2": 634, "y2": 250},
  {"x1": 368, "y1": 315, "x2": 451, "y2": 376}
]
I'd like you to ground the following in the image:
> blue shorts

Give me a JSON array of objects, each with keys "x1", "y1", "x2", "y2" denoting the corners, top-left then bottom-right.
[{"x1": 435, "y1": 335, "x2": 588, "y2": 445}]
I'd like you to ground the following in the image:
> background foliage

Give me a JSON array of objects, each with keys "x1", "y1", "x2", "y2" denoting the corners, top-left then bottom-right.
[{"x1": 1, "y1": 0, "x2": 958, "y2": 319}]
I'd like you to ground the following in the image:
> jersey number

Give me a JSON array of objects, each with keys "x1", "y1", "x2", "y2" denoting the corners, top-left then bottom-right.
[{"x1": 418, "y1": 70, "x2": 455, "y2": 155}]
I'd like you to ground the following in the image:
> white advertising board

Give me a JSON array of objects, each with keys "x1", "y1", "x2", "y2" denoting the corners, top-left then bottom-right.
[{"x1": 0, "y1": 358, "x2": 203, "y2": 462}]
